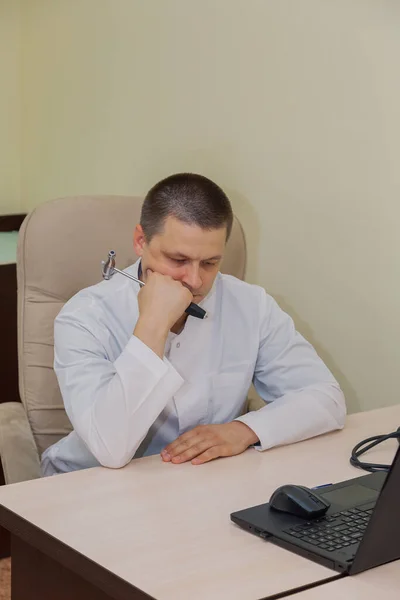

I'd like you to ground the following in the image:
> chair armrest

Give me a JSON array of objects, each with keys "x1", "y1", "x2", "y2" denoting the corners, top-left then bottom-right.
[{"x1": 0, "y1": 402, "x2": 41, "y2": 485}]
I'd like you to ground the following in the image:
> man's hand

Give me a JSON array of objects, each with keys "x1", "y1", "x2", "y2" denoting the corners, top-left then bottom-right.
[
  {"x1": 134, "y1": 271, "x2": 193, "y2": 357},
  {"x1": 161, "y1": 422, "x2": 259, "y2": 465},
  {"x1": 138, "y1": 270, "x2": 193, "y2": 329}
]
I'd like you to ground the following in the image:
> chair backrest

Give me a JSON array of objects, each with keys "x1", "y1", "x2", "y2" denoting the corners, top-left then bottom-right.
[{"x1": 17, "y1": 195, "x2": 247, "y2": 456}]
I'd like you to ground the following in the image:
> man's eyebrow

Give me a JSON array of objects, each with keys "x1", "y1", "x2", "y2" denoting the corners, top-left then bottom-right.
[
  {"x1": 203, "y1": 256, "x2": 222, "y2": 261},
  {"x1": 164, "y1": 251, "x2": 222, "y2": 261}
]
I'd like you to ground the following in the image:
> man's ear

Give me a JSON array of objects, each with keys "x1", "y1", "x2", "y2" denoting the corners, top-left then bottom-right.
[{"x1": 133, "y1": 224, "x2": 146, "y2": 257}]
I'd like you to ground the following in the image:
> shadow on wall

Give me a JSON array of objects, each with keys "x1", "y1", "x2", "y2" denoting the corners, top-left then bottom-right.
[
  {"x1": 217, "y1": 189, "x2": 357, "y2": 415},
  {"x1": 275, "y1": 294, "x2": 360, "y2": 415}
]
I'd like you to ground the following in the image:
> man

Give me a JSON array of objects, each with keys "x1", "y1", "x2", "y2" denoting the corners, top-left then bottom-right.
[{"x1": 42, "y1": 173, "x2": 346, "y2": 476}]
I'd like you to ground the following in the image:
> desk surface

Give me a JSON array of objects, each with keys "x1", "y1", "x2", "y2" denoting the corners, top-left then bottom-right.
[
  {"x1": 295, "y1": 560, "x2": 400, "y2": 599},
  {"x1": 0, "y1": 405, "x2": 399, "y2": 600}
]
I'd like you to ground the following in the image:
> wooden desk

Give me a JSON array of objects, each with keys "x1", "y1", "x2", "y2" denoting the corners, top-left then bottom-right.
[
  {"x1": 294, "y1": 560, "x2": 400, "y2": 599},
  {"x1": 0, "y1": 405, "x2": 399, "y2": 600}
]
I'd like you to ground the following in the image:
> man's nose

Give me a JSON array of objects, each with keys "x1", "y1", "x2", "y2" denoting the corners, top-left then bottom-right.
[{"x1": 182, "y1": 264, "x2": 202, "y2": 292}]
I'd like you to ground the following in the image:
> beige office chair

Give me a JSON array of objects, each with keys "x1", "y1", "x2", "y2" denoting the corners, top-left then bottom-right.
[{"x1": 0, "y1": 195, "x2": 264, "y2": 485}]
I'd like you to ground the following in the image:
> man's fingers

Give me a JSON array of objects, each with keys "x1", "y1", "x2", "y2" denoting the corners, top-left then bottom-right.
[
  {"x1": 191, "y1": 445, "x2": 225, "y2": 465},
  {"x1": 163, "y1": 428, "x2": 204, "y2": 456},
  {"x1": 167, "y1": 434, "x2": 205, "y2": 462},
  {"x1": 161, "y1": 431, "x2": 202, "y2": 461},
  {"x1": 170, "y1": 439, "x2": 213, "y2": 464}
]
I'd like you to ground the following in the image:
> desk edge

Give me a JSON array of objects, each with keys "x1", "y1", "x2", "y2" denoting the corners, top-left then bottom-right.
[{"x1": 0, "y1": 504, "x2": 155, "y2": 600}]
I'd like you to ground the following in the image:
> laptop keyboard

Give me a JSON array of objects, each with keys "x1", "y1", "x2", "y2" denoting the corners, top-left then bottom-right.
[{"x1": 284, "y1": 506, "x2": 373, "y2": 552}]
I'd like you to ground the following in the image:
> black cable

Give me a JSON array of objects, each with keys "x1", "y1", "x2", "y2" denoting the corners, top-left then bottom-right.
[{"x1": 350, "y1": 427, "x2": 400, "y2": 473}]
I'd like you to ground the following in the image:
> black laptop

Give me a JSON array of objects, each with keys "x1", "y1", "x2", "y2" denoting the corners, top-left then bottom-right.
[{"x1": 230, "y1": 445, "x2": 400, "y2": 574}]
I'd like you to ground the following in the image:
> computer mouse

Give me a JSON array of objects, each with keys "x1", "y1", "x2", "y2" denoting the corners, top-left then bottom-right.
[{"x1": 269, "y1": 484, "x2": 331, "y2": 519}]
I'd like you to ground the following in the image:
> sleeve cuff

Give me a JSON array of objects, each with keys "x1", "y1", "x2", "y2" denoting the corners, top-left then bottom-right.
[
  {"x1": 114, "y1": 335, "x2": 184, "y2": 409},
  {"x1": 235, "y1": 412, "x2": 270, "y2": 452},
  {"x1": 129, "y1": 335, "x2": 184, "y2": 389},
  {"x1": 116, "y1": 335, "x2": 184, "y2": 391},
  {"x1": 120, "y1": 335, "x2": 169, "y2": 377}
]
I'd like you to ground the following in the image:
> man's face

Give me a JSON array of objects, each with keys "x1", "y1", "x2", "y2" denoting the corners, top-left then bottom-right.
[{"x1": 133, "y1": 216, "x2": 227, "y2": 303}]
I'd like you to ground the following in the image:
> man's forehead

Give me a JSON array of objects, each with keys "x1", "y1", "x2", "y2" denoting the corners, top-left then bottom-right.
[
  {"x1": 162, "y1": 216, "x2": 226, "y2": 236},
  {"x1": 159, "y1": 240, "x2": 224, "y2": 260},
  {"x1": 156, "y1": 218, "x2": 225, "y2": 242},
  {"x1": 165, "y1": 249, "x2": 223, "y2": 261},
  {"x1": 152, "y1": 221, "x2": 226, "y2": 260}
]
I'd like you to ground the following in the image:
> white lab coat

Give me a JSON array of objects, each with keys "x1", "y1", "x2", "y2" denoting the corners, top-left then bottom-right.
[{"x1": 41, "y1": 260, "x2": 346, "y2": 475}]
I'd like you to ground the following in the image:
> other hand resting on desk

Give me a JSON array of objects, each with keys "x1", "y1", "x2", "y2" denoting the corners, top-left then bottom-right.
[{"x1": 161, "y1": 422, "x2": 259, "y2": 465}]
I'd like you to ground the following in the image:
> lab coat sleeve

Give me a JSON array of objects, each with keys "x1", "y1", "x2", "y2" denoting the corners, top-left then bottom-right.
[
  {"x1": 236, "y1": 290, "x2": 346, "y2": 450},
  {"x1": 54, "y1": 312, "x2": 184, "y2": 469}
]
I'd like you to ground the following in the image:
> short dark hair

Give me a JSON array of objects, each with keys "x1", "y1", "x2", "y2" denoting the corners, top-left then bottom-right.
[{"x1": 140, "y1": 173, "x2": 233, "y2": 242}]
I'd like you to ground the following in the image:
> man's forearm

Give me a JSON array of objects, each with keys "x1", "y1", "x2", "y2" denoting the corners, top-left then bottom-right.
[
  {"x1": 133, "y1": 316, "x2": 169, "y2": 359},
  {"x1": 59, "y1": 336, "x2": 183, "y2": 469},
  {"x1": 236, "y1": 382, "x2": 346, "y2": 450}
]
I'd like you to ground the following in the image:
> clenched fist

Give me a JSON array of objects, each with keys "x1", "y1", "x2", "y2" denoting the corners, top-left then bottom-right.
[{"x1": 134, "y1": 271, "x2": 193, "y2": 358}]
